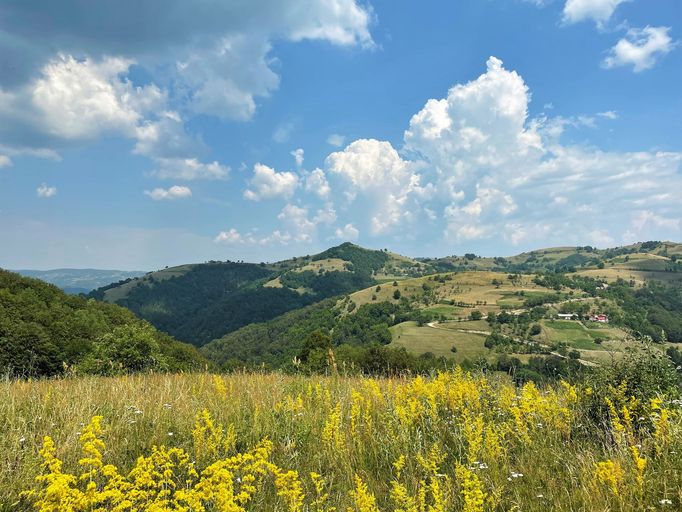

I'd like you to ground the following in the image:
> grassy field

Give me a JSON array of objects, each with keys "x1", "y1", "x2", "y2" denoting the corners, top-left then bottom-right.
[
  {"x1": 349, "y1": 271, "x2": 563, "y2": 313},
  {"x1": 389, "y1": 321, "x2": 487, "y2": 361},
  {"x1": 540, "y1": 320, "x2": 627, "y2": 350},
  {"x1": 2, "y1": 371, "x2": 681, "y2": 511}
]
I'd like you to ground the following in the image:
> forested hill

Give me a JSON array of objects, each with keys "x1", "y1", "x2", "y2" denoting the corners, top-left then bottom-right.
[
  {"x1": 88, "y1": 243, "x2": 415, "y2": 346},
  {"x1": 0, "y1": 269, "x2": 206, "y2": 377}
]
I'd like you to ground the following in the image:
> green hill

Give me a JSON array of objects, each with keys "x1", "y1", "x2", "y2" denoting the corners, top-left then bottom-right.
[
  {"x1": 0, "y1": 269, "x2": 205, "y2": 377},
  {"x1": 89, "y1": 243, "x2": 415, "y2": 346}
]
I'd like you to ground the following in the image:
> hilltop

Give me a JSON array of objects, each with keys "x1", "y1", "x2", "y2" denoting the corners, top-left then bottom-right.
[{"x1": 89, "y1": 243, "x2": 420, "y2": 346}]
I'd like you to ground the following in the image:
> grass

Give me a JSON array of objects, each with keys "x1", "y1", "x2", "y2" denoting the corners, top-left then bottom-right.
[
  {"x1": 540, "y1": 320, "x2": 627, "y2": 350},
  {"x1": 423, "y1": 304, "x2": 465, "y2": 318},
  {"x1": 389, "y1": 321, "x2": 487, "y2": 361},
  {"x1": 2, "y1": 371, "x2": 681, "y2": 511}
]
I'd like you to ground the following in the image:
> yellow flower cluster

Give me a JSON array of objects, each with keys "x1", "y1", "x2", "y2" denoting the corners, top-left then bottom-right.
[{"x1": 18, "y1": 369, "x2": 681, "y2": 511}]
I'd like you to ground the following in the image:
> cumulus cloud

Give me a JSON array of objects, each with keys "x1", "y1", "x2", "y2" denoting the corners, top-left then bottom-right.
[
  {"x1": 36, "y1": 183, "x2": 57, "y2": 198},
  {"x1": 321, "y1": 56, "x2": 682, "y2": 248},
  {"x1": 214, "y1": 228, "x2": 243, "y2": 244},
  {"x1": 304, "y1": 168, "x2": 331, "y2": 199},
  {"x1": 0, "y1": 0, "x2": 373, "y2": 177},
  {"x1": 326, "y1": 138, "x2": 428, "y2": 234},
  {"x1": 562, "y1": 0, "x2": 627, "y2": 26},
  {"x1": 0, "y1": 54, "x2": 230, "y2": 180},
  {"x1": 153, "y1": 158, "x2": 229, "y2": 181},
  {"x1": 0, "y1": 155, "x2": 11, "y2": 168},
  {"x1": 603, "y1": 26, "x2": 676, "y2": 72},
  {"x1": 244, "y1": 163, "x2": 299, "y2": 201},
  {"x1": 144, "y1": 185, "x2": 192, "y2": 200}
]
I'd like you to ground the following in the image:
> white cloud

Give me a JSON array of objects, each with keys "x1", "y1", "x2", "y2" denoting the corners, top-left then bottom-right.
[
  {"x1": 598, "y1": 110, "x2": 619, "y2": 119},
  {"x1": 603, "y1": 26, "x2": 676, "y2": 72},
  {"x1": 144, "y1": 185, "x2": 192, "y2": 200},
  {"x1": 562, "y1": 0, "x2": 627, "y2": 26},
  {"x1": 36, "y1": 183, "x2": 57, "y2": 198},
  {"x1": 334, "y1": 223, "x2": 359, "y2": 241},
  {"x1": 0, "y1": 1, "x2": 373, "y2": 171},
  {"x1": 244, "y1": 163, "x2": 299, "y2": 201},
  {"x1": 326, "y1": 133, "x2": 346, "y2": 147},
  {"x1": 214, "y1": 228, "x2": 243, "y2": 244},
  {"x1": 0, "y1": 155, "x2": 11, "y2": 168},
  {"x1": 321, "y1": 56, "x2": 682, "y2": 248},
  {"x1": 153, "y1": 158, "x2": 230, "y2": 181},
  {"x1": 327, "y1": 139, "x2": 412, "y2": 190},
  {"x1": 326, "y1": 138, "x2": 427, "y2": 234},
  {"x1": 277, "y1": 204, "x2": 316, "y2": 242},
  {"x1": 31, "y1": 54, "x2": 165, "y2": 140},
  {"x1": 291, "y1": 148, "x2": 305, "y2": 168},
  {"x1": 304, "y1": 168, "x2": 331, "y2": 199}
]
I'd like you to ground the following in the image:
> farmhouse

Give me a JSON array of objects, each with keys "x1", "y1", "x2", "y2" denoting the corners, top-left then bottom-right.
[
  {"x1": 557, "y1": 313, "x2": 577, "y2": 320},
  {"x1": 589, "y1": 314, "x2": 609, "y2": 323}
]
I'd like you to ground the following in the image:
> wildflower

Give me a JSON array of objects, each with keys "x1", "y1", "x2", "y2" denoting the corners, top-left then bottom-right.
[
  {"x1": 595, "y1": 460, "x2": 624, "y2": 495},
  {"x1": 660, "y1": 498, "x2": 673, "y2": 505}
]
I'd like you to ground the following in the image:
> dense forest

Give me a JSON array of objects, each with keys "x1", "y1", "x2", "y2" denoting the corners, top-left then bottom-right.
[
  {"x1": 90, "y1": 244, "x2": 395, "y2": 346},
  {"x1": 0, "y1": 270, "x2": 205, "y2": 377}
]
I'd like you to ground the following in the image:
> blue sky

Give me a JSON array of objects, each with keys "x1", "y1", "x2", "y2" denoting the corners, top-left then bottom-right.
[{"x1": 0, "y1": 0, "x2": 680, "y2": 270}]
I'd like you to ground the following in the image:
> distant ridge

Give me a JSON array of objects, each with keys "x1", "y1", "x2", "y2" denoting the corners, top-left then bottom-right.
[{"x1": 12, "y1": 268, "x2": 146, "y2": 294}]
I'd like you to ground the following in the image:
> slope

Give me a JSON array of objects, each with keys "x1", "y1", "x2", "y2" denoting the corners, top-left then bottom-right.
[{"x1": 0, "y1": 269, "x2": 205, "y2": 377}]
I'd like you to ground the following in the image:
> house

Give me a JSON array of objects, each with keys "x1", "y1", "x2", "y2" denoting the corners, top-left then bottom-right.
[
  {"x1": 557, "y1": 313, "x2": 577, "y2": 320},
  {"x1": 589, "y1": 314, "x2": 609, "y2": 323}
]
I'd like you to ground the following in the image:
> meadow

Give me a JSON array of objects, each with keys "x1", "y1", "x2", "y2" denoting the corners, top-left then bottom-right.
[{"x1": 2, "y1": 369, "x2": 681, "y2": 511}]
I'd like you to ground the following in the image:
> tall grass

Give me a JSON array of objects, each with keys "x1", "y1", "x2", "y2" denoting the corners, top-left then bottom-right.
[{"x1": 1, "y1": 370, "x2": 680, "y2": 510}]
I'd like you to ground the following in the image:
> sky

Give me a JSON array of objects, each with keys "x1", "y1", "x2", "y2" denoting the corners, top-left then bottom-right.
[{"x1": 0, "y1": 0, "x2": 681, "y2": 270}]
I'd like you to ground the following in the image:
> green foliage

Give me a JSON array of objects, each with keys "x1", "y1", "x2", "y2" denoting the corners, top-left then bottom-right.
[
  {"x1": 311, "y1": 242, "x2": 389, "y2": 277},
  {"x1": 0, "y1": 270, "x2": 205, "y2": 377},
  {"x1": 279, "y1": 269, "x2": 374, "y2": 296},
  {"x1": 602, "y1": 280, "x2": 682, "y2": 342}
]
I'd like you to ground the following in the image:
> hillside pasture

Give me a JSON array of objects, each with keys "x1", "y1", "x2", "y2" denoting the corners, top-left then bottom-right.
[{"x1": 389, "y1": 321, "x2": 488, "y2": 361}]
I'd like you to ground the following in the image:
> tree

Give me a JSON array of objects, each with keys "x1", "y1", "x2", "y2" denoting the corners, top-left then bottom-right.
[
  {"x1": 469, "y1": 310, "x2": 483, "y2": 321},
  {"x1": 298, "y1": 330, "x2": 332, "y2": 362},
  {"x1": 393, "y1": 290, "x2": 402, "y2": 300}
]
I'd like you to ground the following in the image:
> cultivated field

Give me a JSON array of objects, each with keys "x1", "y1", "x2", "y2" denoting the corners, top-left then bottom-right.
[{"x1": 3, "y1": 371, "x2": 681, "y2": 511}]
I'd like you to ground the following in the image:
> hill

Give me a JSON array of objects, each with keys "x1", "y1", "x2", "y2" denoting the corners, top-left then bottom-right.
[
  {"x1": 13, "y1": 268, "x2": 146, "y2": 294},
  {"x1": 0, "y1": 269, "x2": 206, "y2": 377},
  {"x1": 203, "y1": 261, "x2": 682, "y2": 378},
  {"x1": 89, "y1": 243, "x2": 420, "y2": 346},
  {"x1": 423, "y1": 241, "x2": 682, "y2": 283}
]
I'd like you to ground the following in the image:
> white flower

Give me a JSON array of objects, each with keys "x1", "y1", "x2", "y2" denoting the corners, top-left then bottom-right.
[
  {"x1": 659, "y1": 498, "x2": 673, "y2": 505},
  {"x1": 163, "y1": 403, "x2": 172, "y2": 409},
  {"x1": 19, "y1": 436, "x2": 26, "y2": 443},
  {"x1": 167, "y1": 432, "x2": 174, "y2": 436}
]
